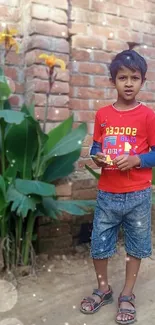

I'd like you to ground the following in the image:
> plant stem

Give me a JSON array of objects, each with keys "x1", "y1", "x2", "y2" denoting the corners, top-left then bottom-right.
[
  {"x1": 0, "y1": 101, "x2": 5, "y2": 175},
  {"x1": 43, "y1": 92, "x2": 49, "y2": 133},
  {"x1": 35, "y1": 130, "x2": 42, "y2": 179},
  {"x1": 23, "y1": 211, "x2": 35, "y2": 265}
]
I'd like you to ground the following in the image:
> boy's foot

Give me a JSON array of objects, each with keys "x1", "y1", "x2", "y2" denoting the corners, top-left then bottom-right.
[
  {"x1": 116, "y1": 294, "x2": 136, "y2": 324},
  {"x1": 80, "y1": 286, "x2": 113, "y2": 314}
]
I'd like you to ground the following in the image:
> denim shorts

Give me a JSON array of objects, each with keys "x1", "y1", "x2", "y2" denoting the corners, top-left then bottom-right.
[{"x1": 91, "y1": 187, "x2": 152, "y2": 259}]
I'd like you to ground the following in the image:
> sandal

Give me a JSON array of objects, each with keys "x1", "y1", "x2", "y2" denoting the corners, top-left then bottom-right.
[
  {"x1": 116, "y1": 294, "x2": 137, "y2": 324},
  {"x1": 80, "y1": 286, "x2": 113, "y2": 314}
]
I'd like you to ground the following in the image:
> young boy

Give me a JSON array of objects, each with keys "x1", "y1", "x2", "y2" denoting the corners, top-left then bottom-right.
[{"x1": 80, "y1": 50, "x2": 155, "y2": 324}]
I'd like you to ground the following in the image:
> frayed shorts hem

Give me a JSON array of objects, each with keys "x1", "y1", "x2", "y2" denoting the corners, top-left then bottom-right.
[
  {"x1": 90, "y1": 249, "x2": 117, "y2": 259},
  {"x1": 125, "y1": 248, "x2": 152, "y2": 259}
]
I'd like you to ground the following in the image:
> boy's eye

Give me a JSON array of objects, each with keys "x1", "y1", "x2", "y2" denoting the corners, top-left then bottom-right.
[
  {"x1": 132, "y1": 76, "x2": 140, "y2": 80},
  {"x1": 119, "y1": 76, "x2": 126, "y2": 80}
]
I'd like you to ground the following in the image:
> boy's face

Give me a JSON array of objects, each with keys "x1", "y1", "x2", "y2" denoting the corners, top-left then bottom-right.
[{"x1": 113, "y1": 66, "x2": 144, "y2": 101}]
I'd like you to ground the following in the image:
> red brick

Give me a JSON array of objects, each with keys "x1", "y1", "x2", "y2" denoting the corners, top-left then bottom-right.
[
  {"x1": 146, "y1": 82, "x2": 155, "y2": 91},
  {"x1": 146, "y1": 71, "x2": 155, "y2": 81},
  {"x1": 144, "y1": 13, "x2": 155, "y2": 25},
  {"x1": 4, "y1": 67, "x2": 18, "y2": 81},
  {"x1": 119, "y1": 5, "x2": 144, "y2": 20},
  {"x1": 31, "y1": 3, "x2": 49, "y2": 19},
  {"x1": 143, "y1": 34, "x2": 155, "y2": 47},
  {"x1": 69, "y1": 99, "x2": 90, "y2": 110},
  {"x1": 93, "y1": 51, "x2": 112, "y2": 63},
  {"x1": 71, "y1": 49, "x2": 90, "y2": 61},
  {"x1": 78, "y1": 62, "x2": 106, "y2": 75},
  {"x1": 81, "y1": 147, "x2": 90, "y2": 158},
  {"x1": 26, "y1": 65, "x2": 69, "y2": 82},
  {"x1": 71, "y1": 0, "x2": 89, "y2": 9},
  {"x1": 106, "y1": 40, "x2": 128, "y2": 52},
  {"x1": 90, "y1": 99, "x2": 115, "y2": 111},
  {"x1": 49, "y1": 95, "x2": 69, "y2": 107},
  {"x1": 106, "y1": 15, "x2": 131, "y2": 28},
  {"x1": 74, "y1": 111, "x2": 96, "y2": 122},
  {"x1": 77, "y1": 87, "x2": 105, "y2": 99},
  {"x1": 32, "y1": 0, "x2": 67, "y2": 9},
  {"x1": 69, "y1": 23, "x2": 88, "y2": 35},
  {"x1": 133, "y1": 0, "x2": 145, "y2": 9},
  {"x1": 5, "y1": 52, "x2": 24, "y2": 66},
  {"x1": 9, "y1": 95, "x2": 23, "y2": 107},
  {"x1": 31, "y1": 19, "x2": 68, "y2": 38},
  {"x1": 118, "y1": 30, "x2": 142, "y2": 43},
  {"x1": 112, "y1": 0, "x2": 132, "y2": 5},
  {"x1": 56, "y1": 183, "x2": 72, "y2": 196},
  {"x1": 34, "y1": 94, "x2": 46, "y2": 106},
  {"x1": 91, "y1": 1, "x2": 119, "y2": 15},
  {"x1": 137, "y1": 91, "x2": 155, "y2": 102},
  {"x1": 90, "y1": 25, "x2": 115, "y2": 39},
  {"x1": 94, "y1": 76, "x2": 114, "y2": 88},
  {"x1": 0, "y1": 5, "x2": 20, "y2": 22},
  {"x1": 77, "y1": 158, "x2": 96, "y2": 170},
  {"x1": 72, "y1": 35, "x2": 103, "y2": 50},
  {"x1": 34, "y1": 79, "x2": 69, "y2": 94},
  {"x1": 70, "y1": 75, "x2": 90, "y2": 86},
  {"x1": 35, "y1": 107, "x2": 70, "y2": 121},
  {"x1": 15, "y1": 83, "x2": 24, "y2": 94},
  {"x1": 49, "y1": 8, "x2": 68, "y2": 24}
]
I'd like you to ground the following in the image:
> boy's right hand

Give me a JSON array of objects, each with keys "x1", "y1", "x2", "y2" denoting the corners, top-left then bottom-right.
[{"x1": 91, "y1": 152, "x2": 107, "y2": 167}]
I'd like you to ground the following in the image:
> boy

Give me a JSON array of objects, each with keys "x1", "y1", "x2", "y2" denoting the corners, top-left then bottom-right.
[{"x1": 80, "y1": 50, "x2": 155, "y2": 324}]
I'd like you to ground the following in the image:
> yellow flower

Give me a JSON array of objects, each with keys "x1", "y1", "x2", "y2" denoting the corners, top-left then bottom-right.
[
  {"x1": 0, "y1": 26, "x2": 19, "y2": 53},
  {"x1": 39, "y1": 53, "x2": 66, "y2": 70}
]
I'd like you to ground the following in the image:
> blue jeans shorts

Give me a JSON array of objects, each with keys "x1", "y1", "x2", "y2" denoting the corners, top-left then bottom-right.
[{"x1": 91, "y1": 188, "x2": 152, "y2": 259}]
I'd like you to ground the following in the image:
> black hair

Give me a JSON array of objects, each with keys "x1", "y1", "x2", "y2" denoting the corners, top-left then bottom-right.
[{"x1": 109, "y1": 50, "x2": 147, "y2": 82}]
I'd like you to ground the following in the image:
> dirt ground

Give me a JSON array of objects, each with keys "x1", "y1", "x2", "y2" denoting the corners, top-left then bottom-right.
[{"x1": 1, "y1": 244, "x2": 155, "y2": 325}]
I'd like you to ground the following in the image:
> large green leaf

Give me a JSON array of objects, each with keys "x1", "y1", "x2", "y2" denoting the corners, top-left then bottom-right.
[
  {"x1": 41, "y1": 197, "x2": 61, "y2": 219},
  {"x1": 0, "y1": 176, "x2": 7, "y2": 212},
  {"x1": 44, "y1": 115, "x2": 73, "y2": 154},
  {"x1": 56, "y1": 200, "x2": 96, "y2": 215},
  {"x1": 7, "y1": 185, "x2": 40, "y2": 218},
  {"x1": 5, "y1": 117, "x2": 38, "y2": 178},
  {"x1": 15, "y1": 179, "x2": 56, "y2": 196},
  {"x1": 43, "y1": 122, "x2": 87, "y2": 163},
  {"x1": 85, "y1": 164, "x2": 100, "y2": 180},
  {"x1": 4, "y1": 163, "x2": 17, "y2": 183},
  {"x1": 0, "y1": 75, "x2": 11, "y2": 100},
  {"x1": 0, "y1": 110, "x2": 25, "y2": 124},
  {"x1": 43, "y1": 149, "x2": 80, "y2": 182},
  {"x1": 152, "y1": 168, "x2": 155, "y2": 185},
  {"x1": 152, "y1": 191, "x2": 155, "y2": 204}
]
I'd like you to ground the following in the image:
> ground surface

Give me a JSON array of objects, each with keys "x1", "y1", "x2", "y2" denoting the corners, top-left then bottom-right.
[{"x1": 0, "y1": 244, "x2": 155, "y2": 325}]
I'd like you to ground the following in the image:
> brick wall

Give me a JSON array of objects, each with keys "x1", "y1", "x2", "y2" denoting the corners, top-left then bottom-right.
[{"x1": 1, "y1": 0, "x2": 155, "y2": 254}]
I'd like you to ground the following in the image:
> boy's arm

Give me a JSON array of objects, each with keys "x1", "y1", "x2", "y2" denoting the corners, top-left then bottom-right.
[
  {"x1": 139, "y1": 112, "x2": 155, "y2": 168},
  {"x1": 90, "y1": 112, "x2": 102, "y2": 156}
]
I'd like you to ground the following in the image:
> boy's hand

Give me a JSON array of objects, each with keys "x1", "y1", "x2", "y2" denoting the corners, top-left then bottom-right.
[
  {"x1": 113, "y1": 154, "x2": 141, "y2": 171},
  {"x1": 91, "y1": 152, "x2": 107, "y2": 168}
]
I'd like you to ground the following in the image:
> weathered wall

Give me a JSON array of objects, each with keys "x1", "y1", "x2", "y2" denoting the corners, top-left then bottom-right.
[{"x1": 1, "y1": 0, "x2": 155, "y2": 254}]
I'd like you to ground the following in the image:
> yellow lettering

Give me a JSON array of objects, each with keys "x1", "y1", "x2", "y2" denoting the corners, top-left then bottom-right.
[
  {"x1": 126, "y1": 127, "x2": 131, "y2": 135},
  {"x1": 114, "y1": 127, "x2": 119, "y2": 134},
  {"x1": 132, "y1": 128, "x2": 137, "y2": 136},
  {"x1": 109, "y1": 127, "x2": 114, "y2": 135},
  {"x1": 120, "y1": 127, "x2": 125, "y2": 135},
  {"x1": 106, "y1": 127, "x2": 109, "y2": 135}
]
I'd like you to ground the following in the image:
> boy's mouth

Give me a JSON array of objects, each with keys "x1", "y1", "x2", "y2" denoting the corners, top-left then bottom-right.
[{"x1": 124, "y1": 89, "x2": 134, "y2": 95}]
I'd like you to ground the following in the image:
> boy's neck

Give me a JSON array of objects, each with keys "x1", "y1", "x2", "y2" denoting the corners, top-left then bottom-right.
[{"x1": 114, "y1": 98, "x2": 139, "y2": 111}]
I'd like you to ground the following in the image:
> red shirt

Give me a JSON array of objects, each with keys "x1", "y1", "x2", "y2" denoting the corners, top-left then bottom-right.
[{"x1": 93, "y1": 103, "x2": 155, "y2": 193}]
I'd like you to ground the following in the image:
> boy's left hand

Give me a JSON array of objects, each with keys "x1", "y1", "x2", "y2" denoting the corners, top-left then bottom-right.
[{"x1": 113, "y1": 154, "x2": 141, "y2": 171}]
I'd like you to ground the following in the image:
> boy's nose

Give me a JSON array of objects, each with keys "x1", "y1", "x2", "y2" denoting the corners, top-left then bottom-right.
[{"x1": 125, "y1": 79, "x2": 133, "y2": 87}]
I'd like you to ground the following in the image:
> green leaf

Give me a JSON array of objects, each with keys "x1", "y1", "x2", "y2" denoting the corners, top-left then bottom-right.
[
  {"x1": 0, "y1": 110, "x2": 25, "y2": 124},
  {"x1": 56, "y1": 200, "x2": 96, "y2": 215},
  {"x1": 152, "y1": 191, "x2": 155, "y2": 204},
  {"x1": 4, "y1": 163, "x2": 17, "y2": 183},
  {"x1": 0, "y1": 75, "x2": 11, "y2": 100},
  {"x1": 42, "y1": 197, "x2": 61, "y2": 219},
  {"x1": 7, "y1": 185, "x2": 39, "y2": 218},
  {"x1": 85, "y1": 164, "x2": 100, "y2": 180},
  {"x1": 43, "y1": 149, "x2": 80, "y2": 182},
  {"x1": 15, "y1": 179, "x2": 56, "y2": 196},
  {"x1": 44, "y1": 115, "x2": 73, "y2": 154},
  {"x1": 4, "y1": 100, "x2": 11, "y2": 110},
  {"x1": 5, "y1": 117, "x2": 38, "y2": 179},
  {"x1": 43, "y1": 122, "x2": 87, "y2": 163},
  {"x1": 0, "y1": 176, "x2": 7, "y2": 212},
  {"x1": 152, "y1": 168, "x2": 155, "y2": 185}
]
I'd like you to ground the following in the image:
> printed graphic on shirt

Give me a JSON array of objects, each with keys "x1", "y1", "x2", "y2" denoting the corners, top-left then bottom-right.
[{"x1": 102, "y1": 126, "x2": 138, "y2": 169}]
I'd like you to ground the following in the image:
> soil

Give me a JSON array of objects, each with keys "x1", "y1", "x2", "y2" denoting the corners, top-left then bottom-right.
[{"x1": 0, "y1": 243, "x2": 155, "y2": 325}]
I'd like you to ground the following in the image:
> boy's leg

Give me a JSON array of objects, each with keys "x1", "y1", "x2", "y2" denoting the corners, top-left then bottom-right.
[
  {"x1": 81, "y1": 190, "x2": 122, "y2": 313},
  {"x1": 116, "y1": 188, "x2": 152, "y2": 323},
  {"x1": 82, "y1": 258, "x2": 109, "y2": 312}
]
